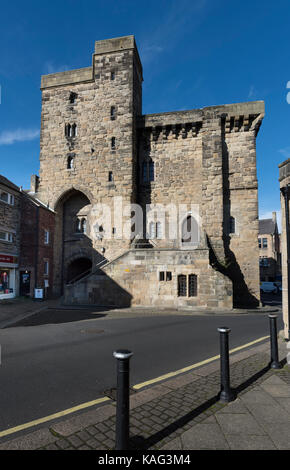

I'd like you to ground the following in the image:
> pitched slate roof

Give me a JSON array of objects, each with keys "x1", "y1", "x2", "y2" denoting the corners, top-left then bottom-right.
[
  {"x1": 259, "y1": 218, "x2": 276, "y2": 235},
  {"x1": 0, "y1": 174, "x2": 20, "y2": 192}
]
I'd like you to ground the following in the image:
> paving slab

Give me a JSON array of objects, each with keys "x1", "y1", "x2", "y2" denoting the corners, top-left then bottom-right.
[
  {"x1": 225, "y1": 434, "x2": 277, "y2": 450},
  {"x1": 180, "y1": 422, "x2": 229, "y2": 450},
  {"x1": 215, "y1": 412, "x2": 267, "y2": 436},
  {"x1": 215, "y1": 398, "x2": 249, "y2": 414}
]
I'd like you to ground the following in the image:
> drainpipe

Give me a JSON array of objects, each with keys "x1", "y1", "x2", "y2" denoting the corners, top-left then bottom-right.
[{"x1": 280, "y1": 184, "x2": 290, "y2": 341}]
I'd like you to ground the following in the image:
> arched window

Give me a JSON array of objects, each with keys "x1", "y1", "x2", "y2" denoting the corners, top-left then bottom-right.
[
  {"x1": 181, "y1": 215, "x2": 199, "y2": 245},
  {"x1": 65, "y1": 123, "x2": 77, "y2": 138},
  {"x1": 72, "y1": 123, "x2": 77, "y2": 137},
  {"x1": 67, "y1": 156, "x2": 74, "y2": 169},
  {"x1": 142, "y1": 159, "x2": 154, "y2": 183}
]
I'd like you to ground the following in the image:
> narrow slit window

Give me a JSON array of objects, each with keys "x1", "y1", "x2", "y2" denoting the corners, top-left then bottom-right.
[
  {"x1": 110, "y1": 106, "x2": 116, "y2": 120},
  {"x1": 111, "y1": 137, "x2": 116, "y2": 150},
  {"x1": 159, "y1": 272, "x2": 165, "y2": 281},
  {"x1": 229, "y1": 216, "x2": 236, "y2": 234},
  {"x1": 108, "y1": 171, "x2": 113, "y2": 182}
]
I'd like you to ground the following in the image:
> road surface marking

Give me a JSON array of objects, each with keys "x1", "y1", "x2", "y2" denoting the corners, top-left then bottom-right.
[
  {"x1": 0, "y1": 334, "x2": 269, "y2": 438},
  {"x1": 133, "y1": 335, "x2": 270, "y2": 390},
  {"x1": 0, "y1": 397, "x2": 110, "y2": 438}
]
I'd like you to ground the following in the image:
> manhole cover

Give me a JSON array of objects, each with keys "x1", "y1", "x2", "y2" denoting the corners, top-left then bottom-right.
[{"x1": 80, "y1": 328, "x2": 104, "y2": 334}]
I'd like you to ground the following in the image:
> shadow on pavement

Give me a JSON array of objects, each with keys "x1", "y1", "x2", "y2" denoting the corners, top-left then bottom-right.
[{"x1": 129, "y1": 358, "x2": 281, "y2": 450}]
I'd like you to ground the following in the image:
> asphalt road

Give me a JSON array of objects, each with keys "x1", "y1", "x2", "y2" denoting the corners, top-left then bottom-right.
[{"x1": 0, "y1": 308, "x2": 283, "y2": 435}]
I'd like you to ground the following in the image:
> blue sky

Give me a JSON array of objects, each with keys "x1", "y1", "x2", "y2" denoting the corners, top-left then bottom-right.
[{"x1": 0, "y1": 0, "x2": 289, "y2": 227}]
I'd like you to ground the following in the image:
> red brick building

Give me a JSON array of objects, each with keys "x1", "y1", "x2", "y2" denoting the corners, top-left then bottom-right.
[{"x1": 19, "y1": 192, "x2": 55, "y2": 299}]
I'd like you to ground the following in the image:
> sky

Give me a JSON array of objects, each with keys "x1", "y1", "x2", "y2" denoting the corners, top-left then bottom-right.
[{"x1": 0, "y1": 0, "x2": 289, "y2": 229}]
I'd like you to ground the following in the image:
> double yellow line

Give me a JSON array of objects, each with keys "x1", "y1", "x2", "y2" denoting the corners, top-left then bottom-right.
[{"x1": 0, "y1": 335, "x2": 269, "y2": 439}]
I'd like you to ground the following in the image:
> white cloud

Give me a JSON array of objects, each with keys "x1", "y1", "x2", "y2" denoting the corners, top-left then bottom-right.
[
  {"x1": 248, "y1": 85, "x2": 255, "y2": 99},
  {"x1": 44, "y1": 62, "x2": 70, "y2": 74},
  {"x1": 279, "y1": 147, "x2": 290, "y2": 159},
  {"x1": 0, "y1": 129, "x2": 39, "y2": 146}
]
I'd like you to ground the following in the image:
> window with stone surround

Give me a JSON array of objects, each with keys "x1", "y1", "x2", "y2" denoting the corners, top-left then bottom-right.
[
  {"x1": 229, "y1": 216, "x2": 236, "y2": 234},
  {"x1": 69, "y1": 92, "x2": 77, "y2": 104},
  {"x1": 188, "y1": 274, "x2": 198, "y2": 297},
  {"x1": 262, "y1": 238, "x2": 268, "y2": 248},
  {"x1": 0, "y1": 191, "x2": 14, "y2": 205},
  {"x1": 108, "y1": 171, "x2": 113, "y2": 182},
  {"x1": 110, "y1": 106, "x2": 116, "y2": 120},
  {"x1": 178, "y1": 274, "x2": 198, "y2": 297},
  {"x1": 67, "y1": 156, "x2": 74, "y2": 169},
  {"x1": 111, "y1": 71, "x2": 115, "y2": 80},
  {"x1": 142, "y1": 159, "x2": 154, "y2": 183},
  {"x1": 178, "y1": 275, "x2": 187, "y2": 296},
  {"x1": 65, "y1": 123, "x2": 77, "y2": 138},
  {"x1": 111, "y1": 137, "x2": 116, "y2": 150}
]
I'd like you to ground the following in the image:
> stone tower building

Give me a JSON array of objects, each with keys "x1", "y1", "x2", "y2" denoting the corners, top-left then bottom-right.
[{"x1": 31, "y1": 35, "x2": 265, "y2": 310}]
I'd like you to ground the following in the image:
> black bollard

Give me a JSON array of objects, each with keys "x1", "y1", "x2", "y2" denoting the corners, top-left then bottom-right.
[
  {"x1": 113, "y1": 349, "x2": 133, "y2": 450},
  {"x1": 268, "y1": 315, "x2": 281, "y2": 369},
  {"x1": 217, "y1": 327, "x2": 236, "y2": 403}
]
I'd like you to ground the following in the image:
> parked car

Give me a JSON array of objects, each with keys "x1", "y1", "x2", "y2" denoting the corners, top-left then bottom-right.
[{"x1": 260, "y1": 282, "x2": 279, "y2": 294}]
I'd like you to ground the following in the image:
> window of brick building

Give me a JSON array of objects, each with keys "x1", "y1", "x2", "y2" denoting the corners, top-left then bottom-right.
[
  {"x1": 44, "y1": 261, "x2": 49, "y2": 276},
  {"x1": 0, "y1": 231, "x2": 13, "y2": 242},
  {"x1": 44, "y1": 230, "x2": 50, "y2": 244}
]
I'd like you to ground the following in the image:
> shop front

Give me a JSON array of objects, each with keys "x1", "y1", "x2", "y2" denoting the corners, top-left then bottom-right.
[{"x1": 0, "y1": 254, "x2": 18, "y2": 299}]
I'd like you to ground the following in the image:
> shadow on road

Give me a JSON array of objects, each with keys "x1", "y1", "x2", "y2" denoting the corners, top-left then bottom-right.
[{"x1": 4, "y1": 308, "x2": 109, "y2": 328}]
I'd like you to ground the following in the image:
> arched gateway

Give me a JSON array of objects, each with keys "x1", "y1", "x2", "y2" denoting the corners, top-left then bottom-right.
[{"x1": 53, "y1": 189, "x2": 92, "y2": 295}]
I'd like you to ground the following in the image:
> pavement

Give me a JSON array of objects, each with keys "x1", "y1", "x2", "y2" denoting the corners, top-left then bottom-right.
[{"x1": 0, "y1": 337, "x2": 289, "y2": 450}]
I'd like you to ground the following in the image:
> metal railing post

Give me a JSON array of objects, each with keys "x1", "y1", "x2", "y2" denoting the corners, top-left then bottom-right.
[
  {"x1": 268, "y1": 315, "x2": 281, "y2": 369},
  {"x1": 217, "y1": 327, "x2": 236, "y2": 403},
  {"x1": 113, "y1": 349, "x2": 133, "y2": 450}
]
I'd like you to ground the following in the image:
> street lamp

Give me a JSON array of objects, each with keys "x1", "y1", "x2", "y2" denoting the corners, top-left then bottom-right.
[{"x1": 280, "y1": 184, "x2": 290, "y2": 341}]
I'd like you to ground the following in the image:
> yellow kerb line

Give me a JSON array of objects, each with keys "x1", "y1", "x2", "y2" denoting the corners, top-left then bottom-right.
[
  {"x1": 0, "y1": 335, "x2": 269, "y2": 438},
  {"x1": 133, "y1": 335, "x2": 270, "y2": 390}
]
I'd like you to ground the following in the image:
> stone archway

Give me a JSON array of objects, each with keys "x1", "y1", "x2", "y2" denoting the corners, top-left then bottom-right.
[{"x1": 53, "y1": 188, "x2": 92, "y2": 295}]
